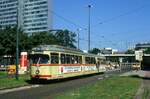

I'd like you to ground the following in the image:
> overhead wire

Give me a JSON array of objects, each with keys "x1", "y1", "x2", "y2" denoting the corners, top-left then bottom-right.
[
  {"x1": 50, "y1": 10, "x2": 87, "y2": 30},
  {"x1": 51, "y1": 2, "x2": 150, "y2": 49},
  {"x1": 92, "y1": 2, "x2": 150, "y2": 28},
  {"x1": 89, "y1": 2, "x2": 150, "y2": 48}
]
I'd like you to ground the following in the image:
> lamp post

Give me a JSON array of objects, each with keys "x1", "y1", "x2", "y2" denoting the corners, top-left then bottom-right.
[
  {"x1": 77, "y1": 28, "x2": 81, "y2": 49},
  {"x1": 16, "y1": 2, "x2": 19, "y2": 80},
  {"x1": 88, "y1": 5, "x2": 91, "y2": 51}
]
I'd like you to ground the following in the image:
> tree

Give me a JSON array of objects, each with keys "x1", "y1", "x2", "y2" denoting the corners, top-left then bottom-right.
[
  {"x1": 30, "y1": 32, "x2": 58, "y2": 47},
  {"x1": 0, "y1": 28, "x2": 77, "y2": 57},
  {"x1": 0, "y1": 26, "x2": 31, "y2": 56},
  {"x1": 144, "y1": 48, "x2": 150, "y2": 54},
  {"x1": 88, "y1": 48, "x2": 100, "y2": 54},
  {"x1": 0, "y1": 26, "x2": 16, "y2": 55},
  {"x1": 55, "y1": 29, "x2": 76, "y2": 48},
  {"x1": 0, "y1": 29, "x2": 5, "y2": 56},
  {"x1": 125, "y1": 49, "x2": 134, "y2": 54}
]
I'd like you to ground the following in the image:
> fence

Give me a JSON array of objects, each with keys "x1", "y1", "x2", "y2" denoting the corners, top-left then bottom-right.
[{"x1": 120, "y1": 62, "x2": 141, "y2": 72}]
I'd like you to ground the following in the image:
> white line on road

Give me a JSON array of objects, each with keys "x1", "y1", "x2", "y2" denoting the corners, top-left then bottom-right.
[{"x1": 0, "y1": 85, "x2": 41, "y2": 94}]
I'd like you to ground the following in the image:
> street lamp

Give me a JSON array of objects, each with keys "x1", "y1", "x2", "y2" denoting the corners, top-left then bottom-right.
[
  {"x1": 88, "y1": 4, "x2": 91, "y2": 51},
  {"x1": 77, "y1": 28, "x2": 81, "y2": 49},
  {"x1": 16, "y1": 2, "x2": 19, "y2": 80}
]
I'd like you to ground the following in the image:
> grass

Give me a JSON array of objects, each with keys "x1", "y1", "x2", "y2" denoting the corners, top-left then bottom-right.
[
  {"x1": 55, "y1": 76, "x2": 141, "y2": 99},
  {"x1": 0, "y1": 71, "x2": 7, "y2": 75},
  {"x1": 142, "y1": 88, "x2": 149, "y2": 99},
  {"x1": 0, "y1": 74, "x2": 30, "y2": 89}
]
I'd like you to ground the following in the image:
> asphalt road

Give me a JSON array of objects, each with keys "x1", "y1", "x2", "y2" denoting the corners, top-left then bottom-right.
[{"x1": 0, "y1": 74, "x2": 106, "y2": 99}]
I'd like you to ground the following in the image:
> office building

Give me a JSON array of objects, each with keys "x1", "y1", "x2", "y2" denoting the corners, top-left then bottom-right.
[
  {"x1": 0, "y1": 0, "x2": 18, "y2": 28},
  {"x1": 0, "y1": 0, "x2": 52, "y2": 34}
]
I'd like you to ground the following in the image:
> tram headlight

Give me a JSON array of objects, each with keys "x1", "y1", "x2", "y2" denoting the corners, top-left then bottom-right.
[{"x1": 35, "y1": 70, "x2": 40, "y2": 75}]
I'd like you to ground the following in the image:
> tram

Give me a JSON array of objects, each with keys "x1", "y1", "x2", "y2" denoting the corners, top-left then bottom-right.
[{"x1": 30, "y1": 45, "x2": 106, "y2": 80}]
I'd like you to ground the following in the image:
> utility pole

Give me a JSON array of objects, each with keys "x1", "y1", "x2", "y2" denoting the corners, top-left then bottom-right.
[
  {"x1": 77, "y1": 28, "x2": 81, "y2": 49},
  {"x1": 16, "y1": 1, "x2": 19, "y2": 80},
  {"x1": 88, "y1": 5, "x2": 91, "y2": 51}
]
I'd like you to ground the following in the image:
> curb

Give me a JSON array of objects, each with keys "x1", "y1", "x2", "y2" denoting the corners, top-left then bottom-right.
[{"x1": 134, "y1": 81, "x2": 144, "y2": 99}]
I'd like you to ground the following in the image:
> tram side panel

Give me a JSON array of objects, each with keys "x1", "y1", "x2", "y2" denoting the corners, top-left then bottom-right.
[
  {"x1": 30, "y1": 52, "x2": 105, "y2": 80},
  {"x1": 58, "y1": 64, "x2": 98, "y2": 79},
  {"x1": 31, "y1": 65, "x2": 99, "y2": 80}
]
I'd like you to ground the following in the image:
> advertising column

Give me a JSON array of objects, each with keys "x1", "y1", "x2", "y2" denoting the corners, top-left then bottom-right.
[{"x1": 19, "y1": 52, "x2": 28, "y2": 74}]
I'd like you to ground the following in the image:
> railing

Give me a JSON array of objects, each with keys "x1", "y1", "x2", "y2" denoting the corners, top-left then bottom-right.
[
  {"x1": 102, "y1": 62, "x2": 141, "y2": 77},
  {"x1": 120, "y1": 62, "x2": 141, "y2": 72}
]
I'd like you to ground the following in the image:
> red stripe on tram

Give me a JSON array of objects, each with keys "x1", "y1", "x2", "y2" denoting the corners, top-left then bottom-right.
[{"x1": 32, "y1": 75, "x2": 52, "y2": 78}]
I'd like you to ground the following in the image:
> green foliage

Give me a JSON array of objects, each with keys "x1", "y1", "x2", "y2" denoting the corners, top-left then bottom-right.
[
  {"x1": 55, "y1": 29, "x2": 77, "y2": 48},
  {"x1": 125, "y1": 49, "x2": 134, "y2": 54},
  {"x1": 88, "y1": 48, "x2": 100, "y2": 54},
  {"x1": 0, "y1": 26, "x2": 17, "y2": 55},
  {"x1": 0, "y1": 30, "x2": 5, "y2": 56},
  {"x1": 0, "y1": 26, "x2": 31, "y2": 56},
  {"x1": 0, "y1": 28, "x2": 77, "y2": 57},
  {"x1": 30, "y1": 32, "x2": 58, "y2": 47},
  {"x1": 144, "y1": 48, "x2": 150, "y2": 54}
]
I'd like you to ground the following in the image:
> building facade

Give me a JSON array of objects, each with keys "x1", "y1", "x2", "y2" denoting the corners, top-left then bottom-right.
[
  {"x1": 0, "y1": 0, "x2": 52, "y2": 34},
  {"x1": 0, "y1": 0, "x2": 18, "y2": 28},
  {"x1": 135, "y1": 43, "x2": 150, "y2": 51}
]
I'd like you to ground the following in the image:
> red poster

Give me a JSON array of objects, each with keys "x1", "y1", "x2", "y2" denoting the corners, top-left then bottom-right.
[{"x1": 20, "y1": 52, "x2": 27, "y2": 67}]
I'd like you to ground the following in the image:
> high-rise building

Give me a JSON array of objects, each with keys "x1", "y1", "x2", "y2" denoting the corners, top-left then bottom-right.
[
  {"x1": 0, "y1": 0, "x2": 18, "y2": 28},
  {"x1": 0, "y1": 0, "x2": 52, "y2": 34}
]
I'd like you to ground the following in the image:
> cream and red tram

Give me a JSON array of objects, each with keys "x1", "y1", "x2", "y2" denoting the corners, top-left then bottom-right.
[{"x1": 30, "y1": 45, "x2": 106, "y2": 80}]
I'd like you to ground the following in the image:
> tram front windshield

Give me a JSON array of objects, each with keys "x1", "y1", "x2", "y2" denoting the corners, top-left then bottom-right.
[{"x1": 30, "y1": 54, "x2": 49, "y2": 64}]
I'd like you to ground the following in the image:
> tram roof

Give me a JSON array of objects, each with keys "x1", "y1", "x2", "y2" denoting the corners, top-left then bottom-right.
[
  {"x1": 32, "y1": 45, "x2": 83, "y2": 53},
  {"x1": 32, "y1": 45, "x2": 105, "y2": 58}
]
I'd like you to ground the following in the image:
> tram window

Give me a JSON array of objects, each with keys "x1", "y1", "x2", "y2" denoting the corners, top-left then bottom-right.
[
  {"x1": 61, "y1": 54, "x2": 65, "y2": 64},
  {"x1": 97, "y1": 58, "x2": 102, "y2": 64},
  {"x1": 91, "y1": 57, "x2": 96, "y2": 64},
  {"x1": 74, "y1": 56, "x2": 78, "y2": 64},
  {"x1": 85, "y1": 57, "x2": 90, "y2": 64},
  {"x1": 94, "y1": 58, "x2": 96, "y2": 64},
  {"x1": 85, "y1": 57, "x2": 96, "y2": 64},
  {"x1": 79, "y1": 56, "x2": 82, "y2": 64},
  {"x1": 30, "y1": 54, "x2": 49, "y2": 64},
  {"x1": 51, "y1": 53, "x2": 59, "y2": 64},
  {"x1": 66, "y1": 54, "x2": 71, "y2": 64},
  {"x1": 71, "y1": 55, "x2": 75, "y2": 64},
  {"x1": 89, "y1": 57, "x2": 92, "y2": 64}
]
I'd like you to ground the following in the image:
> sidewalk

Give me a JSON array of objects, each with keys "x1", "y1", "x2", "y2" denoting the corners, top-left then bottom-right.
[{"x1": 120, "y1": 70, "x2": 146, "y2": 77}]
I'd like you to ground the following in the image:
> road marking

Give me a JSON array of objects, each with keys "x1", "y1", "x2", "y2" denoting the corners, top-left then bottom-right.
[
  {"x1": 98, "y1": 77, "x2": 103, "y2": 80},
  {"x1": 0, "y1": 85, "x2": 40, "y2": 94}
]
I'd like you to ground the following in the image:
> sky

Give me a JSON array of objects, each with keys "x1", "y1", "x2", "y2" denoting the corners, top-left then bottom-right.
[{"x1": 52, "y1": 0, "x2": 150, "y2": 51}]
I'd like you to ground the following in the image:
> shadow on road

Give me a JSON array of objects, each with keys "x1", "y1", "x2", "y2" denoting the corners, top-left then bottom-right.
[
  {"x1": 129, "y1": 73, "x2": 150, "y2": 80},
  {"x1": 26, "y1": 72, "x2": 104, "y2": 85}
]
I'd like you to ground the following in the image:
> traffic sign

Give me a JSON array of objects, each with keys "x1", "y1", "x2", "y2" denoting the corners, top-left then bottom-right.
[{"x1": 135, "y1": 50, "x2": 143, "y2": 61}]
